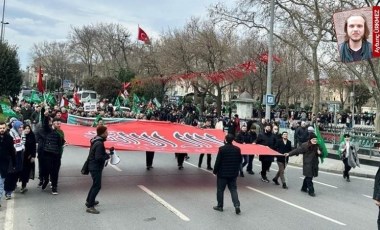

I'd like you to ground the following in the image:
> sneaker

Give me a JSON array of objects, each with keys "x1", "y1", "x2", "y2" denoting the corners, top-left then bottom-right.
[
  {"x1": 282, "y1": 183, "x2": 288, "y2": 189},
  {"x1": 5, "y1": 194, "x2": 11, "y2": 200},
  {"x1": 85, "y1": 201, "x2": 99, "y2": 207},
  {"x1": 272, "y1": 178, "x2": 280, "y2": 185},
  {"x1": 207, "y1": 166, "x2": 213, "y2": 170},
  {"x1": 41, "y1": 181, "x2": 49, "y2": 190},
  {"x1": 261, "y1": 177, "x2": 269, "y2": 183},
  {"x1": 20, "y1": 187, "x2": 28, "y2": 194},
  {"x1": 240, "y1": 172, "x2": 245, "y2": 177},
  {"x1": 247, "y1": 171, "x2": 255, "y2": 175},
  {"x1": 213, "y1": 206, "x2": 223, "y2": 212},
  {"x1": 301, "y1": 188, "x2": 308, "y2": 193},
  {"x1": 346, "y1": 178, "x2": 350, "y2": 182},
  {"x1": 147, "y1": 166, "x2": 153, "y2": 170},
  {"x1": 185, "y1": 156, "x2": 190, "y2": 161},
  {"x1": 308, "y1": 192, "x2": 316, "y2": 197},
  {"x1": 51, "y1": 188, "x2": 59, "y2": 195},
  {"x1": 235, "y1": 206, "x2": 241, "y2": 215},
  {"x1": 178, "y1": 166, "x2": 184, "y2": 170},
  {"x1": 86, "y1": 207, "x2": 100, "y2": 214}
]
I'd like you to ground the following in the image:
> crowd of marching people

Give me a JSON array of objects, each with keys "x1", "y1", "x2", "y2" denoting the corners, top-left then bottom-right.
[{"x1": 0, "y1": 97, "x2": 366, "y2": 216}]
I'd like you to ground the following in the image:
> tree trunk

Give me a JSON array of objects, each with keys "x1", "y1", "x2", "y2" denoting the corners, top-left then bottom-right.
[{"x1": 216, "y1": 86, "x2": 222, "y2": 116}]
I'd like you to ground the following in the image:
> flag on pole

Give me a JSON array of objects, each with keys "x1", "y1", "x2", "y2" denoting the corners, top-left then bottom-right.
[
  {"x1": 314, "y1": 124, "x2": 328, "y2": 163},
  {"x1": 37, "y1": 66, "x2": 45, "y2": 93},
  {"x1": 153, "y1": 98, "x2": 161, "y2": 108},
  {"x1": 60, "y1": 96, "x2": 69, "y2": 108},
  {"x1": 44, "y1": 93, "x2": 56, "y2": 106},
  {"x1": 138, "y1": 26, "x2": 150, "y2": 44},
  {"x1": 336, "y1": 133, "x2": 345, "y2": 157},
  {"x1": 73, "y1": 88, "x2": 80, "y2": 105},
  {"x1": 115, "y1": 96, "x2": 121, "y2": 112},
  {"x1": 29, "y1": 91, "x2": 42, "y2": 104},
  {"x1": 0, "y1": 103, "x2": 17, "y2": 117},
  {"x1": 92, "y1": 114, "x2": 102, "y2": 127}
]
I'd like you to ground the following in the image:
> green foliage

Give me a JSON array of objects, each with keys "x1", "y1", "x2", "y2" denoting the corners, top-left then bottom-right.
[
  {"x1": 289, "y1": 104, "x2": 296, "y2": 109},
  {"x1": 117, "y1": 68, "x2": 135, "y2": 83},
  {"x1": 0, "y1": 42, "x2": 23, "y2": 97},
  {"x1": 82, "y1": 75, "x2": 99, "y2": 91},
  {"x1": 46, "y1": 78, "x2": 61, "y2": 91},
  {"x1": 354, "y1": 84, "x2": 371, "y2": 111},
  {"x1": 206, "y1": 96, "x2": 214, "y2": 105},
  {"x1": 94, "y1": 76, "x2": 121, "y2": 100},
  {"x1": 303, "y1": 104, "x2": 311, "y2": 111}
]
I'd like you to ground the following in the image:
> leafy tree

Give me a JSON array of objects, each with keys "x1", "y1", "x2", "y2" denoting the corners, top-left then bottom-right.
[
  {"x1": 82, "y1": 75, "x2": 99, "y2": 90},
  {"x1": 94, "y1": 76, "x2": 121, "y2": 100},
  {"x1": 0, "y1": 42, "x2": 22, "y2": 97},
  {"x1": 117, "y1": 68, "x2": 135, "y2": 83},
  {"x1": 354, "y1": 84, "x2": 372, "y2": 112}
]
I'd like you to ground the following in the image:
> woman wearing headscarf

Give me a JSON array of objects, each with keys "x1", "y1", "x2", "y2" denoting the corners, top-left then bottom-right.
[
  {"x1": 5, "y1": 121, "x2": 25, "y2": 199},
  {"x1": 19, "y1": 124, "x2": 36, "y2": 193},
  {"x1": 285, "y1": 133, "x2": 321, "y2": 197}
]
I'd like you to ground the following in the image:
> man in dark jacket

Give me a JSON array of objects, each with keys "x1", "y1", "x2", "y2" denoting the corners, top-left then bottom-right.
[
  {"x1": 86, "y1": 126, "x2": 113, "y2": 214},
  {"x1": 295, "y1": 121, "x2": 309, "y2": 148},
  {"x1": 42, "y1": 113, "x2": 65, "y2": 195},
  {"x1": 256, "y1": 123, "x2": 277, "y2": 183},
  {"x1": 213, "y1": 134, "x2": 242, "y2": 215},
  {"x1": 273, "y1": 131, "x2": 292, "y2": 189},
  {"x1": 0, "y1": 122, "x2": 16, "y2": 207},
  {"x1": 235, "y1": 125, "x2": 254, "y2": 177}
]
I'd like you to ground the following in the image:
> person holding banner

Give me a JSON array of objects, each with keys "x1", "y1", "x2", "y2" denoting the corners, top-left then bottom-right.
[
  {"x1": 285, "y1": 133, "x2": 321, "y2": 197},
  {"x1": 339, "y1": 14, "x2": 372, "y2": 63}
]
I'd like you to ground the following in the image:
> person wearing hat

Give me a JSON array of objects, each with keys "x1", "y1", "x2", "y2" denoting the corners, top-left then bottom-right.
[
  {"x1": 285, "y1": 133, "x2": 321, "y2": 197},
  {"x1": 339, "y1": 134, "x2": 360, "y2": 182},
  {"x1": 86, "y1": 125, "x2": 114, "y2": 214}
]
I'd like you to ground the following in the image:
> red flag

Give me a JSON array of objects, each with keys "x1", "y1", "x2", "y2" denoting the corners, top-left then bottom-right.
[
  {"x1": 138, "y1": 27, "x2": 150, "y2": 44},
  {"x1": 37, "y1": 66, "x2": 44, "y2": 93},
  {"x1": 73, "y1": 88, "x2": 80, "y2": 105}
]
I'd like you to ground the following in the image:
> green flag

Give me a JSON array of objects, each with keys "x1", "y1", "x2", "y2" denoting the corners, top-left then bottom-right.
[
  {"x1": 314, "y1": 124, "x2": 328, "y2": 163},
  {"x1": 0, "y1": 103, "x2": 17, "y2": 117},
  {"x1": 44, "y1": 93, "x2": 56, "y2": 106},
  {"x1": 336, "y1": 133, "x2": 344, "y2": 157},
  {"x1": 30, "y1": 91, "x2": 42, "y2": 103},
  {"x1": 133, "y1": 94, "x2": 140, "y2": 104},
  {"x1": 115, "y1": 97, "x2": 121, "y2": 111},
  {"x1": 153, "y1": 98, "x2": 161, "y2": 108},
  {"x1": 123, "y1": 96, "x2": 130, "y2": 106},
  {"x1": 92, "y1": 114, "x2": 102, "y2": 127}
]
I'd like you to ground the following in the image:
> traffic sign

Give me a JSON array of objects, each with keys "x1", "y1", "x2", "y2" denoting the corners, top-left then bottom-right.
[{"x1": 266, "y1": 94, "x2": 275, "y2": 105}]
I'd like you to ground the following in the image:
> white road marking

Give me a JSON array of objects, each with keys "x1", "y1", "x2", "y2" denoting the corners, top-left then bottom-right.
[
  {"x1": 184, "y1": 162, "x2": 216, "y2": 176},
  {"x1": 362, "y1": 194, "x2": 372, "y2": 199},
  {"x1": 138, "y1": 185, "x2": 190, "y2": 222},
  {"x1": 246, "y1": 186, "x2": 346, "y2": 226},
  {"x1": 4, "y1": 194, "x2": 15, "y2": 230},
  {"x1": 299, "y1": 177, "x2": 338, "y2": 189}
]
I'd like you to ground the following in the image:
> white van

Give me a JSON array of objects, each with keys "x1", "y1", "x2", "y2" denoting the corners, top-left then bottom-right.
[{"x1": 77, "y1": 90, "x2": 98, "y2": 103}]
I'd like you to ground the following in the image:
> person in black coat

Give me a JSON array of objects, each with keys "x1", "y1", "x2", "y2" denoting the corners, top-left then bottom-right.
[
  {"x1": 213, "y1": 134, "x2": 242, "y2": 215},
  {"x1": 235, "y1": 125, "x2": 254, "y2": 177},
  {"x1": 0, "y1": 122, "x2": 16, "y2": 207},
  {"x1": 246, "y1": 125, "x2": 258, "y2": 175},
  {"x1": 86, "y1": 125, "x2": 113, "y2": 214},
  {"x1": 20, "y1": 124, "x2": 36, "y2": 193},
  {"x1": 373, "y1": 143, "x2": 380, "y2": 229},
  {"x1": 273, "y1": 131, "x2": 292, "y2": 189},
  {"x1": 256, "y1": 123, "x2": 277, "y2": 183},
  {"x1": 286, "y1": 133, "x2": 321, "y2": 197}
]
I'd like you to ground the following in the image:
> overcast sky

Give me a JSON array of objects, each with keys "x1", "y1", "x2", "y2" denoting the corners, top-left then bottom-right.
[{"x1": 2, "y1": 0, "x2": 233, "y2": 69}]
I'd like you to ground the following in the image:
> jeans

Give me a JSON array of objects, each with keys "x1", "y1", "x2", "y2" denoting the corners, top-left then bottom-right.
[
  {"x1": 86, "y1": 170, "x2": 103, "y2": 207},
  {"x1": 274, "y1": 162, "x2": 286, "y2": 183},
  {"x1": 0, "y1": 177, "x2": 4, "y2": 200},
  {"x1": 216, "y1": 177, "x2": 240, "y2": 208},
  {"x1": 246, "y1": 155, "x2": 254, "y2": 172}
]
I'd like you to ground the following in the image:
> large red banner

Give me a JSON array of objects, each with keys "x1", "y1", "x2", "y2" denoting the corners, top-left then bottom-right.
[{"x1": 61, "y1": 120, "x2": 279, "y2": 155}]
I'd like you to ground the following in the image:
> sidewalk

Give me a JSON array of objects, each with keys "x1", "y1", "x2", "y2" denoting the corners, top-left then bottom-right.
[{"x1": 287, "y1": 155, "x2": 378, "y2": 179}]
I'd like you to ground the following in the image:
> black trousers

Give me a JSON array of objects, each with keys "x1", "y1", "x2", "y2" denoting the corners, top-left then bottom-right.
[
  {"x1": 246, "y1": 155, "x2": 254, "y2": 172},
  {"x1": 86, "y1": 170, "x2": 102, "y2": 208},
  {"x1": 342, "y1": 158, "x2": 352, "y2": 178},
  {"x1": 20, "y1": 161, "x2": 33, "y2": 188},
  {"x1": 43, "y1": 155, "x2": 61, "y2": 188},
  {"x1": 216, "y1": 177, "x2": 240, "y2": 208},
  {"x1": 4, "y1": 172, "x2": 19, "y2": 193},
  {"x1": 198, "y1": 154, "x2": 212, "y2": 167},
  {"x1": 176, "y1": 153, "x2": 186, "y2": 166},
  {"x1": 302, "y1": 176, "x2": 314, "y2": 194},
  {"x1": 146, "y1": 151, "x2": 155, "y2": 167},
  {"x1": 260, "y1": 161, "x2": 272, "y2": 178}
]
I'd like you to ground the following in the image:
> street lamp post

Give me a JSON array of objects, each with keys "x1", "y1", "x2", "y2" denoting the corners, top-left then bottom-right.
[
  {"x1": 265, "y1": 0, "x2": 275, "y2": 121},
  {"x1": 0, "y1": 0, "x2": 7, "y2": 43}
]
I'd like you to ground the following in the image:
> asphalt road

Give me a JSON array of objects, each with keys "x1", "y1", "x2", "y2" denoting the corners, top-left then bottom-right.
[{"x1": 0, "y1": 146, "x2": 377, "y2": 230}]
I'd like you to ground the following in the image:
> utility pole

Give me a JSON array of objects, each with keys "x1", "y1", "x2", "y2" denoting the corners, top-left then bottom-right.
[{"x1": 265, "y1": 0, "x2": 275, "y2": 121}]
